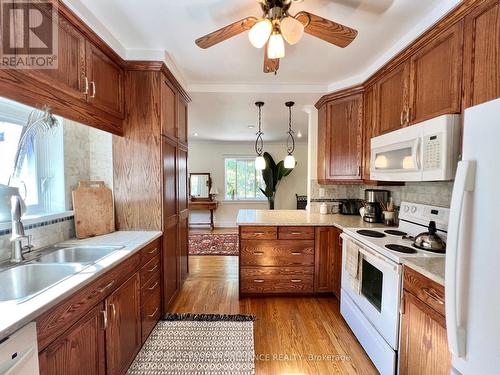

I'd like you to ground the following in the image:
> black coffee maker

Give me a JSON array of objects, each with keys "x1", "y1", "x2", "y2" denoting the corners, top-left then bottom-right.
[{"x1": 364, "y1": 189, "x2": 389, "y2": 223}]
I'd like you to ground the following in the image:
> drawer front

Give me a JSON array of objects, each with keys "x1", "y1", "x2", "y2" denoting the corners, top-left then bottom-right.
[
  {"x1": 37, "y1": 252, "x2": 141, "y2": 351},
  {"x1": 240, "y1": 226, "x2": 277, "y2": 240},
  {"x1": 140, "y1": 254, "x2": 161, "y2": 287},
  {"x1": 240, "y1": 240, "x2": 314, "y2": 267},
  {"x1": 141, "y1": 238, "x2": 161, "y2": 266},
  {"x1": 141, "y1": 271, "x2": 160, "y2": 303},
  {"x1": 240, "y1": 267, "x2": 314, "y2": 294},
  {"x1": 403, "y1": 266, "x2": 445, "y2": 316},
  {"x1": 141, "y1": 287, "x2": 161, "y2": 342},
  {"x1": 278, "y1": 226, "x2": 315, "y2": 240}
]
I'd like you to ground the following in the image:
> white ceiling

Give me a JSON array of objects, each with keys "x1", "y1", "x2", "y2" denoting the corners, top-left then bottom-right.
[{"x1": 66, "y1": 0, "x2": 461, "y2": 141}]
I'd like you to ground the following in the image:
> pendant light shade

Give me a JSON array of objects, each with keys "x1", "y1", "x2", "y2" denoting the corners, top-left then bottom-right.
[
  {"x1": 284, "y1": 154, "x2": 296, "y2": 169},
  {"x1": 254, "y1": 101, "x2": 266, "y2": 171},
  {"x1": 248, "y1": 19, "x2": 273, "y2": 48},
  {"x1": 280, "y1": 16, "x2": 304, "y2": 45},
  {"x1": 267, "y1": 32, "x2": 285, "y2": 59}
]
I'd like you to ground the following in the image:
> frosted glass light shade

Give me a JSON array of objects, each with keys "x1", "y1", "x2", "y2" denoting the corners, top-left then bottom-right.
[
  {"x1": 374, "y1": 155, "x2": 388, "y2": 169},
  {"x1": 248, "y1": 19, "x2": 272, "y2": 48},
  {"x1": 402, "y1": 156, "x2": 415, "y2": 170},
  {"x1": 284, "y1": 155, "x2": 296, "y2": 169},
  {"x1": 255, "y1": 156, "x2": 266, "y2": 170},
  {"x1": 280, "y1": 16, "x2": 304, "y2": 45},
  {"x1": 267, "y1": 32, "x2": 285, "y2": 59}
]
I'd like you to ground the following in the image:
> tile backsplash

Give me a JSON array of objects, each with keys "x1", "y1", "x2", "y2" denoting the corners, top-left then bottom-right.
[
  {"x1": 0, "y1": 217, "x2": 75, "y2": 262},
  {"x1": 309, "y1": 180, "x2": 454, "y2": 213}
]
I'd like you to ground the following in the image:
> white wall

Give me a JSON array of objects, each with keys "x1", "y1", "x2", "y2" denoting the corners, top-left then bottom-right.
[{"x1": 188, "y1": 141, "x2": 308, "y2": 227}]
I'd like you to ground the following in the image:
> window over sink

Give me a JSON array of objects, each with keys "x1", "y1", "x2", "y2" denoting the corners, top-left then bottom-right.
[{"x1": 224, "y1": 157, "x2": 266, "y2": 201}]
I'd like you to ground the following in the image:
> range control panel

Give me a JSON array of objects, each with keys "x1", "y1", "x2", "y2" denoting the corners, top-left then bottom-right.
[{"x1": 399, "y1": 201, "x2": 450, "y2": 232}]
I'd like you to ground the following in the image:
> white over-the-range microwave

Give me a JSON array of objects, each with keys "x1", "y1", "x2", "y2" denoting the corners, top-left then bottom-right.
[{"x1": 370, "y1": 114, "x2": 461, "y2": 182}]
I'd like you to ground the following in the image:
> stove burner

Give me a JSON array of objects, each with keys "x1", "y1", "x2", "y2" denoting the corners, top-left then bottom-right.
[
  {"x1": 384, "y1": 230, "x2": 408, "y2": 236},
  {"x1": 385, "y1": 244, "x2": 417, "y2": 254},
  {"x1": 357, "y1": 230, "x2": 386, "y2": 238}
]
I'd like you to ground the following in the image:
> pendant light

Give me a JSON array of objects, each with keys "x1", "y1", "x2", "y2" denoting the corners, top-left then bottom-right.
[
  {"x1": 254, "y1": 101, "x2": 266, "y2": 171},
  {"x1": 284, "y1": 101, "x2": 296, "y2": 169}
]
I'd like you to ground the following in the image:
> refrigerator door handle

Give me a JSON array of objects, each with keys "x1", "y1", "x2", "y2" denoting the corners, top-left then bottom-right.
[{"x1": 446, "y1": 160, "x2": 476, "y2": 358}]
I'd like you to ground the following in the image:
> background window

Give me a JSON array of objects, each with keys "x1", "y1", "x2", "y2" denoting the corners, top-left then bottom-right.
[{"x1": 224, "y1": 158, "x2": 265, "y2": 201}]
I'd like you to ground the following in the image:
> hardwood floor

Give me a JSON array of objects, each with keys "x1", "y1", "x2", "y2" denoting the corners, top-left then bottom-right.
[{"x1": 170, "y1": 256, "x2": 377, "y2": 374}]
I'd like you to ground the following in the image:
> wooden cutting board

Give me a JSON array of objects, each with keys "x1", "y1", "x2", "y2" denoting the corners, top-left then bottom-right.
[{"x1": 72, "y1": 181, "x2": 115, "y2": 239}]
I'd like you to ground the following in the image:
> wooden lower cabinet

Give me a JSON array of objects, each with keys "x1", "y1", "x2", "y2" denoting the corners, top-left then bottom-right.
[
  {"x1": 105, "y1": 273, "x2": 141, "y2": 375},
  {"x1": 314, "y1": 227, "x2": 342, "y2": 296},
  {"x1": 39, "y1": 304, "x2": 105, "y2": 375},
  {"x1": 399, "y1": 267, "x2": 451, "y2": 375}
]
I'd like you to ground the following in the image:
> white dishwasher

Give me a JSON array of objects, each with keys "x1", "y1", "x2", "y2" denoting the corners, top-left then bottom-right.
[{"x1": 0, "y1": 323, "x2": 39, "y2": 375}]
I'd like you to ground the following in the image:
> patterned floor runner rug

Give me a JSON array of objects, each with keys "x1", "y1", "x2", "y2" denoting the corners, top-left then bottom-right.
[
  {"x1": 188, "y1": 234, "x2": 239, "y2": 256},
  {"x1": 127, "y1": 313, "x2": 255, "y2": 375}
]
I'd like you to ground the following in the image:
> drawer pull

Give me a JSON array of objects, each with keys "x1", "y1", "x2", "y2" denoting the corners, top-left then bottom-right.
[
  {"x1": 148, "y1": 281, "x2": 159, "y2": 291},
  {"x1": 253, "y1": 232, "x2": 265, "y2": 235},
  {"x1": 422, "y1": 287, "x2": 444, "y2": 305},
  {"x1": 148, "y1": 247, "x2": 158, "y2": 254},
  {"x1": 148, "y1": 264, "x2": 159, "y2": 273},
  {"x1": 291, "y1": 252, "x2": 302, "y2": 256},
  {"x1": 97, "y1": 280, "x2": 115, "y2": 294},
  {"x1": 147, "y1": 307, "x2": 159, "y2": 318},
  {"x1": 253, "y1": 279, "x2": 265, "y2": 283},
  {"x1": 291, "y1": 279, "x2": 302, "y2": 283},
  {"x1": 290, "y1": 232, "x2": 303, "y2": 235},
  {"x1": 253, "y1": 251, "x2": 264, "y2": 256}
]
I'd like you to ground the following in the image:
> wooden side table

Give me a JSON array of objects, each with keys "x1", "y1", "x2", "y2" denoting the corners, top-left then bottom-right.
[{"x1": 188, "y1": 201, "x2": 219, "y2": 230}]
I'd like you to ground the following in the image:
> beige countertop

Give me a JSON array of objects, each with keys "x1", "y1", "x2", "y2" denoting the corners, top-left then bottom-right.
[
  {"x1": 236, "y1": 209, "x2": 383, "y2": 230},
  {"x1": 0, "y1": 230, "x2": 162, "y2": 341},
  {"x1": 401, "y1": 257, "x2": 445, "y2": 286}
]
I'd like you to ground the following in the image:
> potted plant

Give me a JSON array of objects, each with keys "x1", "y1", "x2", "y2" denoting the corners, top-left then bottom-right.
[{"x1": 259, "y1": 152, "x2": 296, "y2": 210}]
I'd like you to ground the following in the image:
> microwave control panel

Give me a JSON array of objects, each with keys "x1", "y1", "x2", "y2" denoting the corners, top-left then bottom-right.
[{"x1": 424, "y1": 133, "x2": 442, "y2": 170}]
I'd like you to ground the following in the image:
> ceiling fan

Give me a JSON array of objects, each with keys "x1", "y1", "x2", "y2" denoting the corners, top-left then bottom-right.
[{"x1": 195, "y1": 0, "x2": 358, "y2": 74}]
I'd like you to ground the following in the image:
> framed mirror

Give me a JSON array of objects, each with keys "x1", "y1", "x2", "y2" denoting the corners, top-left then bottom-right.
[{"x1": 189, "y1": 173, "x2": 211, "y2": 201}]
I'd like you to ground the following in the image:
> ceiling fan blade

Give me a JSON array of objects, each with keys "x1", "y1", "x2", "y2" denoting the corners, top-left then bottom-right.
[
  {"x1": 295, "y1": 11, "x2": 358, "y2": 48},
  {"x1": 195, "y1": 17, "x2": 257, "y2": 49},
  {"x1": 263, "y1": 42, "x2": 280, "y2": 74}
]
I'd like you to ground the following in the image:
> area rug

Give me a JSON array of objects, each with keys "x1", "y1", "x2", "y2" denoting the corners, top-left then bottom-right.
[
  {"x1": 127, "y1": 313, "x2": 256, "y2": 375},
  {"x1": 188, "y1": 233, "x2": 239, "y2": 256}
]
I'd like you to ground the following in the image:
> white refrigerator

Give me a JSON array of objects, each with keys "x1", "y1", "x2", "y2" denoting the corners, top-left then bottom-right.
[{"x1": 446, "y1": 98, "x2": 500, "y2": 374}]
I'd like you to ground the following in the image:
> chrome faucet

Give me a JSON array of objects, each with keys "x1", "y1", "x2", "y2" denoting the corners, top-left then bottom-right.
[{"x1": 10, "y1": 195, "x2": 33, "y2": 263}]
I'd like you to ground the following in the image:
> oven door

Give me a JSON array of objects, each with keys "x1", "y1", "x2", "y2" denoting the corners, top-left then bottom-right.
[
  {"x1": 371, "y1": 137, "x2": 422, "y2": 182},
  {"x1": 341, "y1": 236, "x2": 402, "y2": 349}
]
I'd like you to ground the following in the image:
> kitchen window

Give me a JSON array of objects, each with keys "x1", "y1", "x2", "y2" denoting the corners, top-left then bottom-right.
[
  {"x1": 224, "y1": 157, "x2": 266, "y2": 201},
  {"x1": 0, "y1": 97, "x2": 65, "y2": 219}
]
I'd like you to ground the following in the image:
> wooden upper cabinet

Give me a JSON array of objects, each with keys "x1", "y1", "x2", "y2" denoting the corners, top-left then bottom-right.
[
  {"x1": 86, "y1": 41, "x2": 124, "y2": 118},
  {"x1": 463, "y1": 0, "x2": 500, "y2": 108},
  {"x1": 39, "y1": 304, "x2": 105, "y2": 375},
  {"x1": 30, "y1": 15, "x2": 86, "y2": 101},
  {"x1": 324, "y1": 94, "x2": 363, "y2": 181},
  {"x1": 317, "y1": 104, "x2": 327, "y2": 180},
  {"x1": 363, "y1": 86, "x2": 375, "y2": 181},
  {"x1": 177, "y1": 97, "x2": 188, "y2": 144},
  {"x1": 161, "y1": 79, "x2": 177, "y2": 139},
  {"x1": 105, "y1": 273, "x2": 141, "y2": 375},
  {"x1": 374, "y1": 62, "x2": 409, "y2": 135},
  {"x1": 408, "y1": 21, "x2": 464, "y2": 123}
]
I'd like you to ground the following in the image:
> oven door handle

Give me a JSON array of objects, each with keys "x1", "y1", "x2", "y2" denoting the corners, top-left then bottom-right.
[{"x1": 341, "y1": 233, "x2": 400, "y2": 272}]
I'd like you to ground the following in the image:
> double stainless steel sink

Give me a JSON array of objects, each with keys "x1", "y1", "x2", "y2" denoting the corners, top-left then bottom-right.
[{"x1": 0, "y1": 245, "x2": 123, "y2": 303}]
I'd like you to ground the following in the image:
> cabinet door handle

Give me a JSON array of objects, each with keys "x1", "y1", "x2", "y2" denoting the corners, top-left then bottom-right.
[
  {"x1": 291, "y1": 252, "x2": 302, "y2": 256},
  {"x1": 406, "y1": 107, "x2": 411, "y2": 124},
  {"x1": 147, "y1": 308, "x2": 159, "y2": 318},
  {"x1": 90, "y1": 81, "x2": 96, "y2": 98},
  {"x1": 148, "y1": 281, "x2": 159, "y2": 291},
  {"x1": 97, "y1": 280, "x2": 115, "y2": 294},
  {"x1": 291, "y1": 279, "x2": 302, "y2": 283},
  {"x1": 83, "y1": 77, "x2": 89, "y2": 95},
  {"x1": 400, "y1": 110, "x2": 404, "y2": 126},
  {"x1": 110, "y1": 303, "x2": 116, "y2": 318},
  {"x1": 422, "y1": 287, "x2": 444, "y2": 305},
  {"x1": 148, "y1": 264, "x2": 159, "y2": 273},
  {"x1": 253, "y1": 279, "x2": 265, "y2": 283},
  {"x1": 101, "y1": 310, "x2": 107, "y2": 330}
]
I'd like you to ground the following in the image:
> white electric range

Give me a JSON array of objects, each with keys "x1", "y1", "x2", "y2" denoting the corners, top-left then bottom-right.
[{"x1": 340, "y1": 202, "x2": 449, "y2": 375}]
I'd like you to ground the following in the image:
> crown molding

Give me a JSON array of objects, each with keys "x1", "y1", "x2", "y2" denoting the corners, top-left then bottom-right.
[{"x1": 187, "y1": 83, "x2": 328, "y2": 94}]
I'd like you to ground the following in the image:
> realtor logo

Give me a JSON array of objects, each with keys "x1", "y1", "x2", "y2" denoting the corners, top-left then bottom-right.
[{"x1": 0, "y1": 0, "x2": 58, "y2": 69}]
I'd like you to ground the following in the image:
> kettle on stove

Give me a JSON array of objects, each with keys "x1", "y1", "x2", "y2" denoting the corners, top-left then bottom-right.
[{"x1": 413, "y1": 221, "x2": 446, "y2": 253}]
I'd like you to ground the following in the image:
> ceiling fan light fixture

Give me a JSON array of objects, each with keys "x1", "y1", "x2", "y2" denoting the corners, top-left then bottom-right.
[
  {"x1": 268, "y1": 31, "x2": 285, "y2": 59},
  {"x1": 280, "y1": 16, "x2": 304, "y2": 45},
  {"x1": 248, "y1": 19, "x2": 273, "y2": 48}
]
